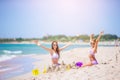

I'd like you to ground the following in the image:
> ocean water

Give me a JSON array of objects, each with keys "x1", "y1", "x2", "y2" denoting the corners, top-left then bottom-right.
[
  {"x1": 0, "y1": 43, "x2": 49, "y2": 55},
  {"x1": 0, "y1": 43, "x2": 114, "y2": 80},
  {"x1": 0, "y1": 56, "x2": 36, "y2": 80},
  {"x1": 0, "y1": 43, "x2": 90, "y2": 61}
]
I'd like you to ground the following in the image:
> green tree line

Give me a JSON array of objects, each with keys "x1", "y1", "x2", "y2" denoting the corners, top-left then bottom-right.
[{"x1": 0, "y1": 34, "x2": 119, "y2": 43}]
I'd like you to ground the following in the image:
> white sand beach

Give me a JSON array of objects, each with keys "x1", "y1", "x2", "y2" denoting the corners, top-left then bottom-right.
[{"x1": 8, "y1": 46, "x2": 120, "y2": 80}]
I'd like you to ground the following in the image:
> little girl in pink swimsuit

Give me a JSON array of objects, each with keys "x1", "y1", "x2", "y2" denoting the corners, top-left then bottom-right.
[{"x1": 82, "y1": 31, "x2": 104, "y2": 67}]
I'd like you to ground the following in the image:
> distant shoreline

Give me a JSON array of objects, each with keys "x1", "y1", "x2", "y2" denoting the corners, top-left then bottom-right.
[{"x1": 0, "y1": 41, "x2": 117, "y2": 46}]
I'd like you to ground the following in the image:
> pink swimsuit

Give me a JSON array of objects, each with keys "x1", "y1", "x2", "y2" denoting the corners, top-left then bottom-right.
[{"x1": 89, "y1": 49, "x2": 98, "y2": 65}]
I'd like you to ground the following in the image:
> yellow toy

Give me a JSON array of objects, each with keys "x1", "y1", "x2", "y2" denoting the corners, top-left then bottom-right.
[
  {"x1": 43, "y1": 66, "x2": 47, "y2": 73},
  {"x1": 32, "y1": 69, "x2": 40, "y2": 76},
  {"x1": 66, "y1": 64, "x2": 71, "y2": 71}
]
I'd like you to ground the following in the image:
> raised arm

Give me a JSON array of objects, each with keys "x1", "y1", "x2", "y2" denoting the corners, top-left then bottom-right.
[
  {"x1": 90, "y1": 34, "x2": 94, "y2": 42},
  {"x1": 93, "y1": 31, "x2": 104, "y2": 53},
  {"x1": 96, "y1": 31, "x2": 104, "y2": 42},
  {"x1": 59, "y1": 43, "x2": 72, "y2": 51},
  {"x1": 34, "y1": 40, "x2": 52, "y2": 52}
]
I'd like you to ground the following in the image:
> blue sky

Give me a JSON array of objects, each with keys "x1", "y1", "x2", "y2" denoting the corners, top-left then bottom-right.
[{"x1": 0, "y1": 0, "x2": 120, "y2": 38}]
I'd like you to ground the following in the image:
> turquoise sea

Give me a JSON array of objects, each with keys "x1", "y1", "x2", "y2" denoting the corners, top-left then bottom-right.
[
  {"x1": 0, "y1": 43, "x2": 90, "y2": 55},
  {"x1": 0, "y1": 43, "x2": 92, "y2": 61}
]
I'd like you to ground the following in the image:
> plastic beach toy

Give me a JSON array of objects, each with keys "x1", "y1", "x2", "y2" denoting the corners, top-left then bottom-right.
[
  {"x1": 43, "y1": 66, "x2": 47, "y2": 73},
  {"x1": 75, "y1": 62, "x2": 83, "y2": 67},
  {"x1": 32, "y1": 69, "x2": 40, "y2": 76}
]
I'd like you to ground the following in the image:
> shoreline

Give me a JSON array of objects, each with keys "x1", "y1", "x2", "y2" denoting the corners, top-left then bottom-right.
[
  {"x1": 0, "y1": 55, "x2": 37, "y2": 80},
  {"x1": 0, "y1": 41, "x2": 117, "y2": 45}
]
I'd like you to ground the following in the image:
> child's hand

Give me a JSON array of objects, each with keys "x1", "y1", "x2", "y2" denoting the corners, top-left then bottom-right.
[
  {"x1": 91, "y1": 34, "x2": 94, "y2": 37},
  {"x1": 100, "y1": 31, "x2": 104, "y2": 35}
]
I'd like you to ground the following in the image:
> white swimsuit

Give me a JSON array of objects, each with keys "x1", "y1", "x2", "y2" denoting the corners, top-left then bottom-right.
[{"x1": 52, "y1": 53, "x2": 59, "y2": 59}]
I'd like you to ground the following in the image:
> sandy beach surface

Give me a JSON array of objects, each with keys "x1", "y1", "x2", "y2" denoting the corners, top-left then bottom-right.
[{"x1": 7, "y1": 46, "x2": 120, "y2": 80}]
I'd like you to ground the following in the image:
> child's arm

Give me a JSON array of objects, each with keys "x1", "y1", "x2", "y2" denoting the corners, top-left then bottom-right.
[
  {"x1": 93, "y1": 31, "x2": 104, "y2": 52},
  {"x1": 90, "y1": 34, "x2": 94, "y2": 42},
  {"x1": 96, "y1": 31, "x2": 104, "y2": 42}
]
